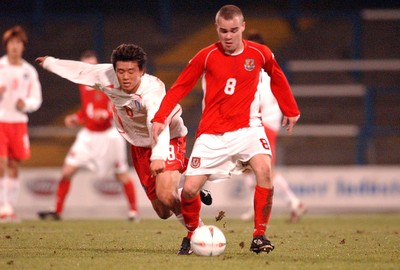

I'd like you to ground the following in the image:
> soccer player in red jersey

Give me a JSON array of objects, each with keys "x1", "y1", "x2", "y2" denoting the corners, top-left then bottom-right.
[
  {"x1": 152, "y1": 5, "x2": 300, "y2": 254},
  {"x1": 0, "y1": 26, "x2": 42, "y2": 221},
  {"x1": 38, "y1": 50, "x2": 139, "y2": 221}
]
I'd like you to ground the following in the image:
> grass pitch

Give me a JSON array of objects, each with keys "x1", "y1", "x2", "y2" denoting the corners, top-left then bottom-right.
[{"x1": 1, "y1": 214, "x2": 399, "y2": 270}]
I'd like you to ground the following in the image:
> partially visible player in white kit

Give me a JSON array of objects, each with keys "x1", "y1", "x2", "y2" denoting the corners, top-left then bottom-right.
[
  {"x1": 240, "y1": 30, "x2": 306, "y2": 223},
  {"x1": 152, "y1": 5, "x2": 300, "y2": 254},
  {"x1": 37, "y1": 50, "x2": 139, "y2": 221},
  {"x1": 0, "y1": 26, "x2": 42, "y2": 221},
  {"x1": 36, "y1": 43, "x2": 211, "y2": 253}
]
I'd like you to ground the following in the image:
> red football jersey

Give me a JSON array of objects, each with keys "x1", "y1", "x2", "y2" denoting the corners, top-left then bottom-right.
[
  {"x1": 75, "y1": 84, "x2": 112, "y2": 131},
  {"x1": 153, "y1": 40, "x2": 300, "y2": 137}
]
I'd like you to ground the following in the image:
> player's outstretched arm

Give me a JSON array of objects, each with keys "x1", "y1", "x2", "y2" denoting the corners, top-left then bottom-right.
[
  {"x1": 282, "y1": 115, "x2": 300, "y2": 135},
  {"x1": 35, "y1": 56, "x2": 48, "y2": 67},
  {"x1": 151, "y1": 122, "x2": 165, "y2": 145}
]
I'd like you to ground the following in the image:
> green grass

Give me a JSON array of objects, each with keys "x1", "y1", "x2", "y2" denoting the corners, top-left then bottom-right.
[{"x1": 1, "y1": 214, "x2": 399, "y2": 270}]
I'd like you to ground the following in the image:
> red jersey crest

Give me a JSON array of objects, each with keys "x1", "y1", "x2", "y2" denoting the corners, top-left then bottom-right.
[
  {"x1": 190, "y1": 157, "x2": 201, "y2": 168},
  {"x1": 244, "y1": 58, "x2": 255, "y2": 71}
]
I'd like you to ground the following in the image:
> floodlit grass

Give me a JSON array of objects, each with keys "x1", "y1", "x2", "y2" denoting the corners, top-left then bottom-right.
[{"x1": 0, "y1": 214, "x2": 399, "y2": 270}]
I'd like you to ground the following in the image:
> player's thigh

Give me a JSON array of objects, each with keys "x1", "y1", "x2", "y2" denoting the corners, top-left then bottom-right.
[
  {"x1": 130, "y1": 145, "x2": 157, "y2": 200},
  {"x1": 186, "y1": 134, "x2": 231, "y2": 177},
  {"x1": 232, "y1": 126, "x2": 272, "y2": 162},
  {"x1": 156, "y1": 170, "x2": 181, "y2": 194},
  {"x1": 5, "y1": 123, "x2": 30, "y2": 161}
]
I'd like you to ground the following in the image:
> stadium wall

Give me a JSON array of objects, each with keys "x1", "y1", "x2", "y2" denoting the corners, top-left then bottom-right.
[{"x1": 16, "y1": 166, "x2": 400, "y2": 220}]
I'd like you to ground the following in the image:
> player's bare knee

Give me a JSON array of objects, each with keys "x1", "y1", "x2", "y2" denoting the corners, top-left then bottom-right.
[
  {"x1": 182, "y1": 188, "x2": 198, "y2": 200},
  {"x1": 155, "y1": 208, "x2": 173, "y2": 219},
  {"x1": 157, "y1": 193, "x2": 178, "y2": 209}
]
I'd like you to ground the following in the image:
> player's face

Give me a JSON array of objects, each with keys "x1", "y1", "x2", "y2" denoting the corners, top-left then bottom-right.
[
  {"x1": 115, "y1": 61, "x2": 144, "y2": 94},
  {"x1": 6, "y1": 37, "x2": 24, "y2": 59},
  {"x1": 216, "y1": 15, "x2": 245, "y2": 54}
]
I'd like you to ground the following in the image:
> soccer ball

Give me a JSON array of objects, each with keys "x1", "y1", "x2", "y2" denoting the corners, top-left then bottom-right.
[{"x1": 190, "y1": 225, "x2": 226, "y2": 256}]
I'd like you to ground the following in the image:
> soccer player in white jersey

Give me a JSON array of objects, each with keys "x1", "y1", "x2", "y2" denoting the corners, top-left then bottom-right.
[
  {"x1": 37, "y1": 50, "x2": 139, "y2": 222},
  {"x1": 152, "y1": 5, "x2": 300, "y2": 254},
  {"x1": 36, "y1": 43, "x2": 211, "y2": 253},
  {"x1": 0, "y1": 26, "x2": 42, "y2": 221},
  {"x1": 240, "y1": 31, "x2": 306, "y2": 223}
]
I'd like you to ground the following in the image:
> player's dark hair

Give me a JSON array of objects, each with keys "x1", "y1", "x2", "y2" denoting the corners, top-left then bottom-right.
[
  {"x1": 246, "y1": 30, "x2": 266, "y2": 45},
  {"x1": 111, "y1": 44, "x2": 147, "y2": 71},
  {"x1": 2, "y1": 25, "x2": 28, "y2": 48},
  {"x1": 216, "y1": 5, "x2": 244, "y2": 22},
  {"x1": 80, "y1": 50, "x2": 98, "y2": 60}
]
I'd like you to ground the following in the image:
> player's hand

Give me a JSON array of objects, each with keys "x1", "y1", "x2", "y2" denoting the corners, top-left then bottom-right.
[
  {"x1": 282, "y1": 115, "x2": 300, "y2": 135},
  {"x1": 35, "y1": 56, "x2": 48, "y2": 67},
  {"x1": 150, "y1": 159, "x2": 166, "y2": 177},
  {"x1": 16, "y1": 98, "x2": 25, "y2": 111},
  {"x1": 64, "y1": 114, "x2": 79, "y2": 128},
  {"x1": 151, "y1": 122, "x2": 165, "y2": 145}
]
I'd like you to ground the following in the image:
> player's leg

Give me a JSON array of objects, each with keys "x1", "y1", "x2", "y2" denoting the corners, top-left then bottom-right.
[
  {"x1": 235, "y1": 127, "x2": 274, "y2": 253},
  {"x1": 178, "y1": 174, "x2": 208, "y2": 255},
  {"x1": 0, "y1": 156, "x2": 7, "y2": 214},
  {"x1": 1, "y1": 159, "x2": 20, "y2": 220},
  {"x1": 115, "y1": 171, "x2": 140, "y2": 222},
  {"x1": 273, "y1": 172, "x2": 306, "y2": 223},
  {"x1": 249, "y1": 153, "x2": 275, "y2": 253},
  {"x1": 1, "y1": 123, "x2": 30, "y2": 221},
  {"x1": 181, "y1": 174, "x2": 208, "y2": 235},
  {"x1": 38, "y1": 163, "x2": 78, "y2": 220},
  {"x1": 155, "y1": 170, "x2": 181, "y2": 214},
  {"x1": 109, "y1": 132, "x2": 140, "y2": 221},
  {"x1": 0, "y1": 124, "x2": 8, "y2": 212},
  {"x1": 129, "y1": 144, "x2": 173, "y2": 219}
]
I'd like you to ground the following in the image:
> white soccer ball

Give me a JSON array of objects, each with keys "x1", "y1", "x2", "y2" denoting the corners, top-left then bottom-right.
[{"x1": 190, "y1": 225, "x2": 226, "y2": 256}]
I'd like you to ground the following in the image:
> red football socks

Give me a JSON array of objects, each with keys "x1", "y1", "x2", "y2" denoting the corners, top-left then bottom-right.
[
  {"x1": 181, "y1": 193, "x2": 201, "y2": 239},
  {"x1": 123, "y1": 180, "x2": 137, "y2": 211},
  {"x1": 253, "y1": 185, "x2": 274, "y2": 237},
  {"x1": 55, "y1": 178, "x2": 71, "y2": 214}
]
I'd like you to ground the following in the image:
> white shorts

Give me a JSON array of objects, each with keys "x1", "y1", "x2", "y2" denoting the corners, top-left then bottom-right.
[
  {"x1": 65, "y1": 127, "x2": 129, "y2": 176},
  {"x1": 186, "y1": 126, "x2": 272, "y2": 181}
]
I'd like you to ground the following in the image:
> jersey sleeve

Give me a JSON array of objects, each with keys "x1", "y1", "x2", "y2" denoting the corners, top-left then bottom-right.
[
  {"x1": 261, "y1": 47, "x2": 300, "y2": 117},
  {"x1": 152, "y1": 50, "x2": 206, "y2": 124},
  {"x1": 142, "y1": 81, "x2": 170, "y2": 161},
  {"x1": 43, "y1": 57, "x2": 115, "y2": 89},
  {"x1": 22, "y1": 65, "x2": 43, "y2": 113}
]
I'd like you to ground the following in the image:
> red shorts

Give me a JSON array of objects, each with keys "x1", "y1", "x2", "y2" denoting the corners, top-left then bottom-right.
[
  {"x1": 0, "y1": 122, "x2": 30, "y2": 160},
  {"x1": 263, "y1": 126, "x2": 278, "y2": 165},
  {"x1": 130, "y1": 136, "x2": 187, "y2": 200}
]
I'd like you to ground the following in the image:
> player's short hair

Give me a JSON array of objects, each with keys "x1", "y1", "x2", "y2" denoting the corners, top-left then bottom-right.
[
  {"x1": 2, "y1": 25, "x2": 28, "y2": 48},
  {"x1": 111, "y1": 44, "x2": 147, "y2": 71},
  {"x1": 215, "y1": 5, "x2": 244, "y2": 23},
  {"x1": 80, "y1": 50, "x2": 98, "y2": 60},
  {"x1": 245, "y1": 30, "x2": 266, "y2": 45}
]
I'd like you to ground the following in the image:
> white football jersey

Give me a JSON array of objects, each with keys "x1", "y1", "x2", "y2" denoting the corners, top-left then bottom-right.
[
  {"x1": 43, "y1": 57, "x2": 187, "y2": 161},
  {"x1": 258, "y1": 70, "x2": 282, "y2": 132},
  {"x1": 0, "y1": 55, "x2": 42, "y2": 123}
]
